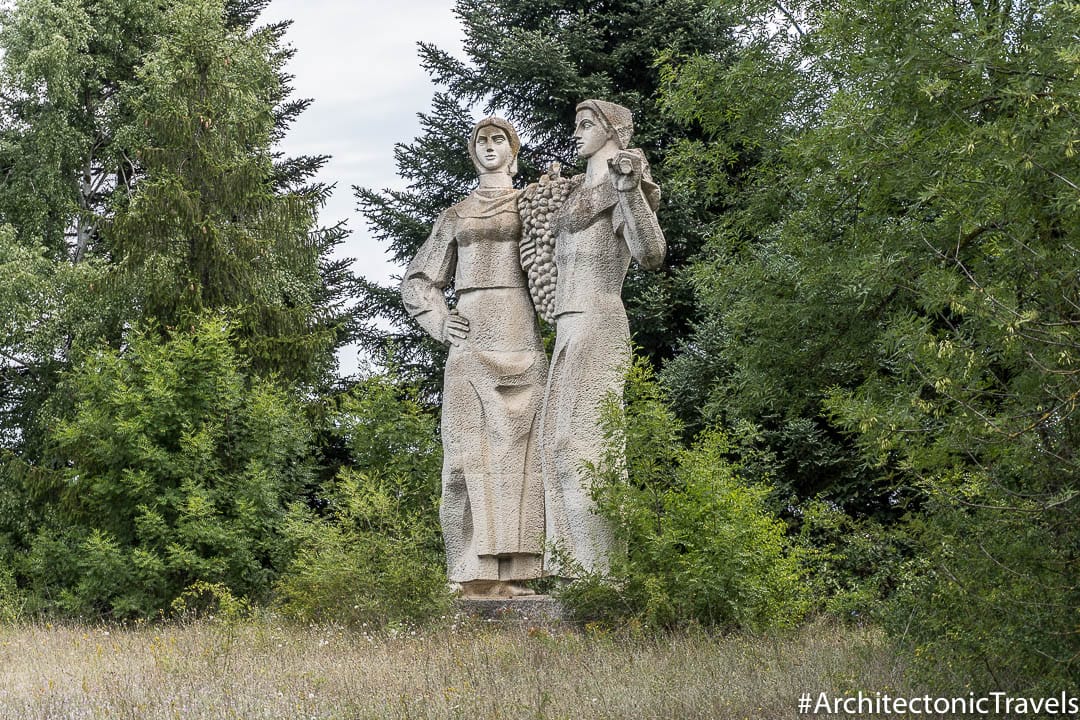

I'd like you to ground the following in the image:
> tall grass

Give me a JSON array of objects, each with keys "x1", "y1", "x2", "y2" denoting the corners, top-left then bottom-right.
[{"x1": 0, "y1": 617, "x2": 916, "y2": 719}]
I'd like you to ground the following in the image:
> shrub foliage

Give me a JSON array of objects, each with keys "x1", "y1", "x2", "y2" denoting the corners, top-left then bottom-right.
[
  {"x1": 560, "y1": 360, "x2": 803, "y2": 631},
  {"x1": 275, "y1": 374, "x2": 451, "y2": 627},
  {"x1": 16, "y1": 318, "x2": 311, "y2": 618}
]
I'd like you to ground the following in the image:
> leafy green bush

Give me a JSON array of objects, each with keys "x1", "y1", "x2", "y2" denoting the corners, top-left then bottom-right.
[
  {"x1": 274, "y1": 374, "x2": 450, "y2": 627},
  {"x1": 19, "y1": 317, "x2": 312, "y2": 618},
  {"x1": 560, "y1": 359, "x2": 804, "y2": 631},
  {"x1": 793, "y1": 499, "x2": 913, "y2": 622},
  {"x1": 887, "y1": 502, "x2": 1078, "y2": 693},
  {"x1": 169, "y1": 580, "x2": 252, "y2": 622},
  {"x1": 0, "y1": 560, "x2": 24, "y2": 624}
]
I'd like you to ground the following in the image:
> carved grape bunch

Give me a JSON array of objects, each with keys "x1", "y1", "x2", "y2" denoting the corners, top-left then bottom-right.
[{"x1": 519, "y1": 162, "x2": 571, "y2": 323}]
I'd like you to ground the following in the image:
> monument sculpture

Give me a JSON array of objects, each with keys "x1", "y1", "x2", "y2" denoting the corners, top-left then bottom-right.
[
  {"x1": 401, "y1": 117, "x2": 547, "y2": 598},
  {"x1": 521, "y1": 99, "x2": 666, "y2": 576}
]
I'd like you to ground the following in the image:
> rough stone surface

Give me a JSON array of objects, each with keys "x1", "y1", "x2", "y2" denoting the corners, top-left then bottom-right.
[
  {"x1": 454, "y1": 595, "x2": 566, "y2": 624},
  {"x1": 401, "y1": 104, "x2": 666, "y2": 588},
  {"x1": 527, "y1": 100, "x2": 666, "y2": 577},
  {"x1": 401, "y1": 117, "x2": 547, "y2": 589}
]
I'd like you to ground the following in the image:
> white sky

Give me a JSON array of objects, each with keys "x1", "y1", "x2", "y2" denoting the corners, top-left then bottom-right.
[{"x1": 261, "y1": 0, "x2": 468, "y2": 375}]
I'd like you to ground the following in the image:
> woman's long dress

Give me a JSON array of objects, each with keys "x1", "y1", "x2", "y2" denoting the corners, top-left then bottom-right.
[
  {"x1": 401, "y1": 189, "x2": 548, "y2": 583},
  {"x1": 542, "y1": 174, "x2": 665, "y2": 576}
]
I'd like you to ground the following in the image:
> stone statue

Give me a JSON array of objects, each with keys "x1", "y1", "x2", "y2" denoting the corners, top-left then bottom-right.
[
  {"x1": 521, "y1": 99, "x2": 666, "y2": 577},
  {"x1": 401, "y1": 117, "x2": 547, "y2": 597}
]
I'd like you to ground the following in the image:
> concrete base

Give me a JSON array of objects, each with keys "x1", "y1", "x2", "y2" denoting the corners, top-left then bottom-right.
[{"x1": 454, "y1": 595, "x2": 565, "y2": 624}]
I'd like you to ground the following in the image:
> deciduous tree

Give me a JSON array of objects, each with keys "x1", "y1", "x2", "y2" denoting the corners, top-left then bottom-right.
[{"x1": 660, "y1": 0, "x2": 1080, "y2": 687}]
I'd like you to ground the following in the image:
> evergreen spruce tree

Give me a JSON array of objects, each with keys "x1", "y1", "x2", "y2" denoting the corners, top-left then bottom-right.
[
  {"x1": 0, "y1": 0, "x2": 355, "y2": 455},
  {"x1": 354, "y1": 0, "x2": 739, "y2": 397},
  {"x1": 107, "y1": 0, "x2": 336, "y2": 381},
  {"x1": 0, "y1": 0, "x2": 356, "y2": 614}
]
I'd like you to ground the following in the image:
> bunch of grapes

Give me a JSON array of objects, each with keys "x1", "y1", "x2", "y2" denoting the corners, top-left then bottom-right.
[{"x1": 519, "y1": 162, "x2": 571, "y2": 323}]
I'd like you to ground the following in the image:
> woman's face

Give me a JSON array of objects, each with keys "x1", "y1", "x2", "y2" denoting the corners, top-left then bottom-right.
[
  {"x1": 573, "y1": 109, "x2": 610, "y2": 159},
  {"x1": 473, "y1": 125, "x2": 514, "y2": 173}
]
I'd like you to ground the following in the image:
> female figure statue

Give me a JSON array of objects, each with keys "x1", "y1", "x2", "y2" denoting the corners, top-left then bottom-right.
[
  {"x1": 401, "y1": 117, "x2": 547, "y2": 597},
  {"x1": 532, "y1": 99, "x2": 666, "y2": 576}
]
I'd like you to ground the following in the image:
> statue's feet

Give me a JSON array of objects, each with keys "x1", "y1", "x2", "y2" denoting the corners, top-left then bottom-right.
[
  {"x1": 458, "y1": 580, "x2": 537, "y2": 598},
  {"x1": 501, "y1": 582, "x2": 536, "y2": 597},
  {"x1": 459, "y1": 580, "x2": 499, "y2": 598}
]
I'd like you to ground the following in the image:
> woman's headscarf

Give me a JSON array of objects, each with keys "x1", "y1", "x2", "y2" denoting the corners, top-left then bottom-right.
[
  {"x1": 575, "y1": 99, "x2": 633, "y2": 150},
  {"x1": 575, "y1": 99, "x2": 660, "y2": 211}
]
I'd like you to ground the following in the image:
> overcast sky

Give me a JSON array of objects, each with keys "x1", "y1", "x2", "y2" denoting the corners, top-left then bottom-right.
[{"x1": 260, "y1": 0, "x2": 468, "y2": 375}]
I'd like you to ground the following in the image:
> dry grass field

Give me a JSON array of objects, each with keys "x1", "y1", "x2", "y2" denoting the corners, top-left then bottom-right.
[{"x1": 0, "y1": 616, "x2": 915, "y2": 719}]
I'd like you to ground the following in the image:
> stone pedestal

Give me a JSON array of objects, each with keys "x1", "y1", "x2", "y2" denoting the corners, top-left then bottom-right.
[{"x1": 454, "y1": 595, "x2": 564, "y2": 624}]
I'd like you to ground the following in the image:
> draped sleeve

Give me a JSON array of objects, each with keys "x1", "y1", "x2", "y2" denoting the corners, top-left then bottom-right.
[{"x1": 401, "y1": 209, "x2": 458, "y2": 343}]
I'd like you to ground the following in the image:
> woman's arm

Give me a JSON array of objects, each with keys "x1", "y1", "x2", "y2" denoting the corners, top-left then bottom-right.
[
  {"x1": 401, "y1": 211, "x2": 469, "y2": 345},
  {"x1": 609, "y1": 151, "x2": 666, "y2": 270}
]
